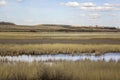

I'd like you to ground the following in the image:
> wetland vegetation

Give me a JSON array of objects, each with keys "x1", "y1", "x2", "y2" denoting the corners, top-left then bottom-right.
[
  {"x1": 0, "y1": 44, "x2": 120, "y2": 56},
  {"x1": 0, "y1": 61, "x2": 120, "y2": 80},
  {"x1": 0, "y1": 23, "x2": 120, "y2": 80}
]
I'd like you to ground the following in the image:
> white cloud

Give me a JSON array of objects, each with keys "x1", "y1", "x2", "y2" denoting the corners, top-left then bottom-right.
[
  {"x1": 61, "y1": 2, "x2": 80, "y2": 7},
  {"x1": 82, "y1": 2, "x2": 96, "y2": 7},
  {"x1": 80, "y1": 6, "x2": 118, "y2": 11},
  {"x1": 104, "y1": 3, "x2": 113, "y2": 7},
  {"x1": 104, "y1": 3, "x2": 120, "y2": 7},
  {"x1": 62, "y1": 2, "x2": 119, "y2": 11},
  {"x1": 0, "y1": 0, "x2": 6, "y2": 6}
]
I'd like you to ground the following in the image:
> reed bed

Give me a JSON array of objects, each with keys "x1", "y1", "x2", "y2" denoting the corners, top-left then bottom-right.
[
  {"x1": 0, "y1": 44, "x2": 120, "y2": 56},
  {"x1": 0, "y1": 61, "x2": 120, "y2": 80}
]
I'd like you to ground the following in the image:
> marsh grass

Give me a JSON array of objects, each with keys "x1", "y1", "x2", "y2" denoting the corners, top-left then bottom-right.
[
  {"x1": 0, "y1": 32, "x2": 120, "y2": 39},
  {"x1": 0, "y1": 44, "x2": 120, "y2": 56},
  {"x1": 0, "y1": 61, "x2": 120, "y2": 80}
]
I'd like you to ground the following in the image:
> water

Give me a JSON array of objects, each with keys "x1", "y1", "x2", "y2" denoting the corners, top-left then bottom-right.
[{"x1": 0, "y1": 53, "x2": 120, "y2": 62}]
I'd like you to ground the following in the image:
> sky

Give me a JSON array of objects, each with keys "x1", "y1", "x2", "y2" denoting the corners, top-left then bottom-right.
[{"x1": 0, "y1": 0, "x2": 120, "y2": 27}]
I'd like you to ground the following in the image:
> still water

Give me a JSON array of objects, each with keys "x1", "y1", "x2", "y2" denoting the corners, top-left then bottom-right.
[{"x1": 0, "y1": 53, "x2": 120, "y2": 62}]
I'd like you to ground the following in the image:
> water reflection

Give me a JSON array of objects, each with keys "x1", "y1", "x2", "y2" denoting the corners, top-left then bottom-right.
[{"x1": 0, "y1": 53, "x2": 120, "y2": 62}]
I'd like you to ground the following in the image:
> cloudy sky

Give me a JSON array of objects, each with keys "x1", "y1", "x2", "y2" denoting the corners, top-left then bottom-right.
[{"x1": 0, "y1": 0, "x2": 120, "y2": 27}]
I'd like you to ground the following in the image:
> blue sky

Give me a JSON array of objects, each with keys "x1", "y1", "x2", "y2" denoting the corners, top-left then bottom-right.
[{"x1": 0, "y1": 0, "x2": 120, "y2": 27}]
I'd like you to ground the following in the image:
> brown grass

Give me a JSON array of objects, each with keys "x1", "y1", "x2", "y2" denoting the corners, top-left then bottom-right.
[
  {"x1": 0, "y1": 44, "x2": 120, "y2": 56},
  {"x1": 0, "y1": 61, "x2": 120, "y2": 80}
]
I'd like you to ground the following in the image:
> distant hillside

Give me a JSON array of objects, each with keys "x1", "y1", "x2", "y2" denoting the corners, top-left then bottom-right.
[
  {"x1": 0, "y1": 22, "x2": 16, "y2": 25},
  {"x1": 0, "y1": 22, "x2": 119, "y2": 32}
]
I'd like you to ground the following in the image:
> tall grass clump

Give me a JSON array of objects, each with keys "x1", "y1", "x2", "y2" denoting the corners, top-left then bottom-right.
[
  {"x1": 0, "y1": 44, "x2": 120, "y2": 56},
  {"x1": 0, "y1": 61, "x2": 120, "y2": 80}
]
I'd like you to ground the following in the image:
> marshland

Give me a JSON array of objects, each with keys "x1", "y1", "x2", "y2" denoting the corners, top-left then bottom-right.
[
  {"x1": 0, "y1": 31, "x2": 120, "y2": 55},
  {"x1": 0, "y1": 44, "x2": 120, "y2": 56},
  {"x1": 1, "y1": 0, "x2": 120, "y2": 79},
  {"x1": 0, "y1": 61, "x2": 120, "y2": 80},
  {"x1": 0, "y1": 22, "x2": 120, "y2": 80}
]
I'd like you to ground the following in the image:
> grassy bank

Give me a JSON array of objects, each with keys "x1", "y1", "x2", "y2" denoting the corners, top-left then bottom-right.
[
  {"x1": 0, "y1": 44, "x2": 120, "y2": 56},
  {"x1": 0, "y1": 32, "x2": 120, "y2": 39},
  {"x1": 0, "y1": 61, "x2": 120, "y2": 80},
  {"x1": 0, "y1": 32, "x2": 120, "y2": 44}
]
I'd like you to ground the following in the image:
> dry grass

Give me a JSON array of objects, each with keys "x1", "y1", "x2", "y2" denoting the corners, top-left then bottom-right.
[
  {"x1": 0, "y1": 44, "x2": 120, "y2": 56},
  {"x1": 0, "y1": 61, "x2": 120, "y2": 80},
  {"x1": 0, "y1": 32, "x2": 120, "y2": 39}
]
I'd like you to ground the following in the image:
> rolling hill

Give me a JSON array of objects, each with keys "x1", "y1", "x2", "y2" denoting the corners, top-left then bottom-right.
[{"x1": 0, "y1": 22, "x2": 119, "y2": 32}]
